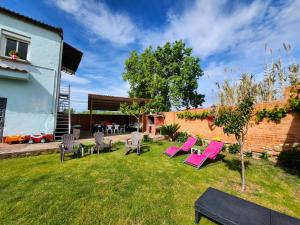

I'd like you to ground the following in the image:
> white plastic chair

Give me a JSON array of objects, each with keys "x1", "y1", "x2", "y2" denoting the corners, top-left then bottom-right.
[
  {"x1": 106, "y1": 125, "x2": 113, "y2": 134},
  {"x1": 119, "y1": 125, "x2": 126, "y2": 133},
  {"x1": 114, "y1": 125, "x2": 120, "y2": 133}
]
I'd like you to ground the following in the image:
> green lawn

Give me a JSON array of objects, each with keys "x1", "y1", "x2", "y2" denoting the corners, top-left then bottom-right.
[{"x1": 0, "y1": 141, "x2": 299, "y2": 225}]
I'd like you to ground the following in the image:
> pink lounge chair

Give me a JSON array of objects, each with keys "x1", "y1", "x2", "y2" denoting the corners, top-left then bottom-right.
[
  {"x1": 184, "y1": 141, "x2": 224, "y2": 169},
  {"x1": 164, "y1": 136, "x2": 197, "y2": 157}
]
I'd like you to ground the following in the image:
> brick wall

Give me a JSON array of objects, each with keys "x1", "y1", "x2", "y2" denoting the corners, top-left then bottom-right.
[{"x1": 162, "y1": 98, "x2": 300, "y2": 156}]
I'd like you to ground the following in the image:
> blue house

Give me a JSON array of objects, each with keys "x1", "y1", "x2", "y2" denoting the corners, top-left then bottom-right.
[{"x1": 0, "y1": 7, "x2": 82, "y2": 141}]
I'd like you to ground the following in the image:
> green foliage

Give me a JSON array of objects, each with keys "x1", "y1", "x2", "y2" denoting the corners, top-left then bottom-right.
[
  {"x1": 244, "y1": 151, "x2": 253, "y2": 158},
  {"x1": 260, "y1": 151, "x2": 269, "y2": 160},
  {"x1": 287, "y1": 86, "x2": 300, "y2": 112},
  {"x1": 287, "y1": 97, "x2": 300, "y2": 112},
  {"x1": 277, "y1": 148, "x2": 300, "y2": 170},
  {"x1": 214, "y1": 95, "x2": 255, "y2": 140},
  {"x1": 142, "y1": 134, "x2": 152, "y2": 143},
  {"x1": 176, "y1": 111, "x2": 210, "y2": 120},
  {"x1": 175, "y1": 131, "x2": 189, "y2": 143},
  {"x1": 120, "y1": 102, "x2": 150, "y2": 119},
  {"x1": 256, "y1": 106, "x2": 287, "y2": 122},
  {"x1": 256, "y1": 85, "x2": 300, "y2": 123},
  {"x1": 123, "y1": 40, "x2": 205, "y2": 111},
  {"x1": 160, "y1": 124, "x2": 180, "y2": 141},
  {"x1": 120, "y1": 102, "x2": 150, "y2": 132},
  {"x1": 195, "y1": 134, "x2": 203, "y2": 146},
  {"x1": 228, "y1": 144, "x2": 240, "y2": 154}
]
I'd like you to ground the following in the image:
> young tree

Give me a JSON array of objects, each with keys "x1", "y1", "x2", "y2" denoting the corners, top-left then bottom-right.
[
  {"x1": 123, "y1": 40, "x2": 205, "y2": 111},
  {"x1": 214, "y1": 74, "x2": 256, "y2": 192},
  {"x1": 120, "y1": 102, "x2": 150, "y2": 134}
]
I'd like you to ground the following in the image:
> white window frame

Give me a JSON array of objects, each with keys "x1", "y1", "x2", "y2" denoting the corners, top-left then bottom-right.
[{"x1": 0, "y1": 29, "x2": 31, "y2": 62}]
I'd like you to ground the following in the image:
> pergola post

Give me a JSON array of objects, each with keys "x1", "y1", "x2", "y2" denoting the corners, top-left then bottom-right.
[{"x1": 89, "y1": 98, "x2": 93, "y2": 132}]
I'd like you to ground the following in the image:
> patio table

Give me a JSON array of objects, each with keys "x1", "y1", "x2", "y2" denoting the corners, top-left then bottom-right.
[{"x1": 80, "y1": 141, "x2": 96, "y2": 156}]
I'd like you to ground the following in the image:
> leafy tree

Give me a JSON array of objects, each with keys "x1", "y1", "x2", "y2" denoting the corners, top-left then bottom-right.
[
  {"x1": 123, "y1": 40, "x2": 204, "y2": 111},
  {"x1": 214, "y1": 74, "x2": 256, "y2": 192},
  {"x1": 120, "y1": 102, "x2": 150, "y2": 133}
]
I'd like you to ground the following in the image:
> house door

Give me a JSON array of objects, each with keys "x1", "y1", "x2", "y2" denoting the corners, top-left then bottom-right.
[{"x1": 0, "y1": 98, "x2": 7, "y2": 143}]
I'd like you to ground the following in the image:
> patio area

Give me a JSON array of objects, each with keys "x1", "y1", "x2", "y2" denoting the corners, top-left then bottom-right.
[{"x1": 0, "y1": 133, "x2": 164, "y2": 159}]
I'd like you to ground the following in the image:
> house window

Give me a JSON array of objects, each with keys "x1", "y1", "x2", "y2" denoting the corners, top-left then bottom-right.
[{"x1": 1, "y1": 30, "x2": 30, "y2": 61}]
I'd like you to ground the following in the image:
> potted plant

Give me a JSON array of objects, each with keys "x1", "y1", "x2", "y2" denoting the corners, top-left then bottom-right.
[{"x1": 9, "y1": 50, "x2": 19, "y2": 60}]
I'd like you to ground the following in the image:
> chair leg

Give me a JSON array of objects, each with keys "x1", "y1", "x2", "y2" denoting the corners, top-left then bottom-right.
[{"x1": 195, "y1": 211, "x2": 202, "y2": 224}]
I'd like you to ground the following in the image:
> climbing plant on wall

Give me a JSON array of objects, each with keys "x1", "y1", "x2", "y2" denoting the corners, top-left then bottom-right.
[{"x1": 176, "y1": 110, "x2": 211, "y2": 120}]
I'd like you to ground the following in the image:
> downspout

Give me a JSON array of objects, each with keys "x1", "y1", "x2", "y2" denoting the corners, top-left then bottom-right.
[{"x1": 54, "y1": 37, "x2": 64, "y2": 133}]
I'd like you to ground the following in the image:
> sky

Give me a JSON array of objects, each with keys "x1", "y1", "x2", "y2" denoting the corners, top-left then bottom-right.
[{"x1": 1, "y1": 0, "x2": 300, "y2": 111}]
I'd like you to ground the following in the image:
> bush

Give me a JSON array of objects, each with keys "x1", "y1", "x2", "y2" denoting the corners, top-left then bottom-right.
[
  {"x1": 260, "y1": 151, "x2": 269, "y2": 160},
  {"x1": 277, "y1": 148, "x2": 300, "y2": 170},
  {"x1": 175, "y1": 131, "x2": 189, "y2": 143},
  {"x1": 142, "y1": 134, "x2": 152, "y2": 142},
  {"x1": 160, "y1": 124, "x2": 180, "y2": 141},
  {"x1": 195, "y1": 134, "x2": 203, "y2": 146},
  {"x1": 244, "y1": 151, "x2": 253, "y2": 158},
  {"x1": 228, "y1": 143, "x2": 240, "y2": 154}
]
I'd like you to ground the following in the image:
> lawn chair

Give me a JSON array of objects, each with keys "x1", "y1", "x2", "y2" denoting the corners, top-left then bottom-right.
[
  {"x1": 93, "y1": 132, "x2": 112, "y2": 154},
  {"x1": 195, "y1": 187, "x2": 300, "y2": 225},
  {"x1": 164, "y1": 136, "x2": 197, "y2": 157},
  {"x1": 125, "y1": 132, "x2": 141, "y2": 155},
  {"x1": 184, "y1": 141, "x2": 224, "y2": 169},
  {"x1": 59, "y1": 134, "x2": 81, "y2": 162}
]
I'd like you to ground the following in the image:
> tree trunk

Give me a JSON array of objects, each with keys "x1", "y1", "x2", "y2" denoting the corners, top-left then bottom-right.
[{"x1": 238, "y1": 137, "x2": 246, "y2": 192}]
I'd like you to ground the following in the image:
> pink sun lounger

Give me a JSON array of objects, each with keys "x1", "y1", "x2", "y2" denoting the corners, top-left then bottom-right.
[
  {"x1": 184, "y1": 141, "x2": 224, "y2": 169},
  {"x1": 164, "y1": 136, "x2": 197, "y2": 157}
]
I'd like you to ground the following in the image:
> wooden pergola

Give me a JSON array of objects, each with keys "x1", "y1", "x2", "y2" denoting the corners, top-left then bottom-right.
[{"x1": 88, "y1": 94, "x2": 151, "y2": 130}]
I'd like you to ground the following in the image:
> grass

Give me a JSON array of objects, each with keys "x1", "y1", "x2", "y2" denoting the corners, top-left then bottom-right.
[{"x1": 0, "y1": 141, "x2": 299, "y2": 225}]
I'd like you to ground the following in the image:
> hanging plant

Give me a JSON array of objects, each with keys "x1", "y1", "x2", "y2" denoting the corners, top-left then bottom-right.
[{"x1": 9, "y1": 50, "x2": 19, "y2": 60}]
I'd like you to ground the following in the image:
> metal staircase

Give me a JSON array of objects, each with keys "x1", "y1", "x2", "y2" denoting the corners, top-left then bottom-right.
[{"x1": 54, "y1": 86, "x2": 71, "y2": 141}]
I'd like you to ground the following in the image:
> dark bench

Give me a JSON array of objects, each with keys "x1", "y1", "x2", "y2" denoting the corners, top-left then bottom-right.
[{"x1": 195, "y1": 187, "x2": 300, "y2": 225}]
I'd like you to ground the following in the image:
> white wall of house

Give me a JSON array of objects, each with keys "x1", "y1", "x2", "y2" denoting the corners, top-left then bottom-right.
[{"x1": 0, "y1": 12, "x2": 62, "y2": 136}]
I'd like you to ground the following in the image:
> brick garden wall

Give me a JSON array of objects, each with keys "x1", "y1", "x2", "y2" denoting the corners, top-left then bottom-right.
[{"x1": 162, "y1": 100, "x2": 300, "y2": 156}]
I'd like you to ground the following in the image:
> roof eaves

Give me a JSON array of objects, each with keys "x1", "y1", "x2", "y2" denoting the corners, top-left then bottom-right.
[{"x1": 0, "y1": 7, "x2": 63, "y2": 37}]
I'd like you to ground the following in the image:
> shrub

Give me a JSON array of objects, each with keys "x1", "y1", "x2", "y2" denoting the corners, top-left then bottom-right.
[
  {"x1": 244, "y1": 151, "x2": 253, "y2": 158},
  {"x1": 228, "y1": 143, "x2": 240, "y2": 154},
  {"x1": 160, "y1": 123, "x2": 180, "y2": 141},
  {"x1": 175, "y1": 131, "x2": 189, "y2": 143},
  {"x1": 260, "y1": 151, "x2": 269, "y2": 160},
  {"x1": 277, "y1": 148, "x2": 300, "y2": 170},
  {"x1": 195, "y1": 134, "x2": 203, "y2": 146},
  {"x1": 142, "y1": 134, "x2": 152, "y2": 142}
]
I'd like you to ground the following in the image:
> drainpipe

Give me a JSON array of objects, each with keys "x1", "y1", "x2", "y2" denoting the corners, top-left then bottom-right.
[
  {"x1": 68, "y1": 84, "x2": 71, "y2": 134},
  {"x1": 54, "y1": 38, "x2": 64, "y2": 133}
]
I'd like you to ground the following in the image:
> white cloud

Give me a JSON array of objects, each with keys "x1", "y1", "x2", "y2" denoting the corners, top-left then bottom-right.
[
  {"x1": 142, "y1": 0, "x2": 268, "y2": 57},
  {"x1": 51, "y1": 0, "x2": 137, "y2": 45},
  {"x1": 61, "y1": 71, "x2": 90, "y2": 84}
]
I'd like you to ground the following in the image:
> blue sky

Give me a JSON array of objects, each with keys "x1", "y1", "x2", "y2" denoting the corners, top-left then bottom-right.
[{"x1": 1, "y1": 0, "x2": 300, "y2": 111}]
